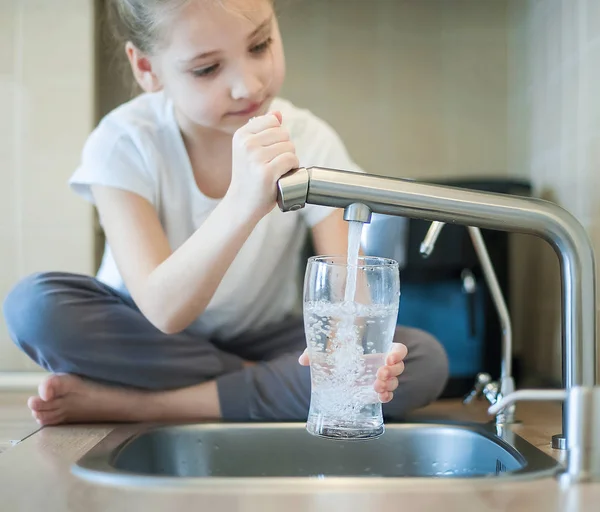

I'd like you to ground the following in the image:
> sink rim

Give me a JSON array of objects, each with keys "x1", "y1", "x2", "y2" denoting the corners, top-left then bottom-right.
[{"x1": 71, "y1": 421, "x2": 561, "y2": 490}]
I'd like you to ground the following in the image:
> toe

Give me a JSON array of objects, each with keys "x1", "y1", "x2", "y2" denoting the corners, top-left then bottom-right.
[
  {"x1": 38, "y1": 375, "x2": 57, "y2": 401},
  {"x1": 32, "y1": 408, "x2": 65, "y2": 426},
  {"x1": 27, "y1": 395, "x2": 57, "y2": 412},
  {"x1": 38, "y1": 374, "x2": 74, "y2": 402}
]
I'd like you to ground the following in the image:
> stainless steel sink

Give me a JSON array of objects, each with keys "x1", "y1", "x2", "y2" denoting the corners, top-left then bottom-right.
[{"x1": 72, "y1": 422, "x2": 560, "y2": 487}]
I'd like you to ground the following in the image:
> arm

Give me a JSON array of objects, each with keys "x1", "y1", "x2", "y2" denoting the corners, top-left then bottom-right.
[
  {"x1": 92, "y1": 112, "x2": 298, "y2": 334},
  {"x1": 310, "y1": 208, "x2": 349, "y2": 256},
  {"x1": 92, "y1": 186, "x2": 258, "y2": 334},
  {"x1": 311, "y1": 209, "x2": 370, "y2": 303}
]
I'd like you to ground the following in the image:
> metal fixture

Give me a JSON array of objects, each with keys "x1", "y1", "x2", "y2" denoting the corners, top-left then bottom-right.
[
  {"x1": 490, "y1": 386, "x2": 600, "y2": 484},
  {"x1": 72, "y1": 422, "x2": 559, "y2": 485},
  {"x1": 343, "y1": 202, "x2": 372, "y2": 223},
  {"x1": 419, "y1": 221, "x2": 516, "y2": 424},
  {"x1": 277, "y1": 166, "x2": 597, "y2": 450}
]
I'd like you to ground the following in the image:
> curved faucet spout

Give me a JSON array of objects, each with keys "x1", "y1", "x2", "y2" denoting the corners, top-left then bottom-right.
[{"x1": 277, "y1": 166, "x2": 597, "y2": 447}]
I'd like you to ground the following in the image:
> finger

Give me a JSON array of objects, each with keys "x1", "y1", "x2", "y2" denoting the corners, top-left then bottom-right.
[
  {"x1": 379, "y1": 391, "x2": 393, "y2": 404},
  {"x1": 251, "y1": 126, "x2": 290, "y2": 147},
  {"x1": 298, "y1": 350, "x2": 310, "y2": 366},
  {"x1": 377, "y1": 360, "x2": 405, "y2": 380},
  {"x1": 386, "y1": 378, "x2": 399, "y2": 392},
  {"x1": 267, "y1": 152, "x2": 300, "y2": 178},
  {"x1": 271, "y1": 110, "x2": 283, "y2": 124},
  {"x1": 374, "y1": 376, "x2": 399, "y2": 393},
  {"x1": 246, "y1": 112, "x2": 282, "y2": 133},
  {"x1": 257, "y1": 141, "x2": 296, "y2": 164},
  {"x1": 386, "y1": 343, "x2": 408, "y2": 365}
]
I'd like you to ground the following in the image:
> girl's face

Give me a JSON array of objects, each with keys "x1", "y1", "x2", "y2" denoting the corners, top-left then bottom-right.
[{"x1": 150, "y1": 0, "x2": 285, "y2": 135}]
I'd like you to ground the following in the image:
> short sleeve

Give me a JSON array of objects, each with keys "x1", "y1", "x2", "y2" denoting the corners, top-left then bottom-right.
[
  {"x1": 68, "y1": 121, "x2": 155, "y2": 207},
  {"x1": 296, "y1": 116, "x2": 365, "y2": 228}
]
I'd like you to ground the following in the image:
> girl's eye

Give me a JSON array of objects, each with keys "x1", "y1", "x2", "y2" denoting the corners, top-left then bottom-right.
[
  {"x1": 192, "y1": 64, "x2": 220, "y2": 77},
  {"x1": 250, "y1": 37, "x2": 273, "y2": 55},
  {"x1": 190, "y1": 36, "x2": 272, "y2": 77}
]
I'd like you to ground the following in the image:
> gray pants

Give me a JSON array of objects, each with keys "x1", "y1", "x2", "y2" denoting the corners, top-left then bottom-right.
[{"x1": 2, "y1": 272, "x2": 449, "y2": 421}]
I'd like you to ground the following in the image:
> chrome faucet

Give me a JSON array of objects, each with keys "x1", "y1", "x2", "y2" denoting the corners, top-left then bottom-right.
[
  {"x1": 420, "y1": 221, "x2": 516, "y2": 424},
  {"x1": 277, "y1": 166, "x2": 597, "y2": 451}
]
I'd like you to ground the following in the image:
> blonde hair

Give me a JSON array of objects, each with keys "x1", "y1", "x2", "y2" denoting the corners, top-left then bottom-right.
[
  {"x1": 108, "y1": 0, "x2": 275, "y2": 54},
  {"x1": 107, "y1": 0, "x2": 192, "y2": 54}
]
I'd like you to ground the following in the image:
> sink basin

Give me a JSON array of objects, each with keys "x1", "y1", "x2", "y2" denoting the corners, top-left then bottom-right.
[{"x1": 72, "y1": 422, "x2": 560, "y2": 487}]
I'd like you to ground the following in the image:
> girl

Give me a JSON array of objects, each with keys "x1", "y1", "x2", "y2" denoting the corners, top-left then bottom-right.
[{"x1": 3, "y1": 0, "x2": 448, "y2": 425}]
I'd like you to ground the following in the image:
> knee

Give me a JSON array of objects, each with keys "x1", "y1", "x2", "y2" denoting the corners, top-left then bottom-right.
[
  {"x1": 229, "y1": 353, "x2": 311, "y2": 421},
  {"x1": 3, "y1": 272, "x2": 73, "y2": 362},
  {"x1": 384, "y1": 326, "x2": 449, "y2": 419},
  {"x1": 395, "y1": 326, "x2": 449, "y2": 383}
]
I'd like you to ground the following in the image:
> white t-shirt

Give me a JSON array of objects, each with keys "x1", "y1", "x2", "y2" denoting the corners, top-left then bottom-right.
[{"x1": 69, "y1": 92, "x2": 363, "y2": 340}]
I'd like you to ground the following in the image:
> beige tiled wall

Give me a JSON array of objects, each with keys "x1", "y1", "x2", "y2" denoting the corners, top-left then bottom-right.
[
  {"x1": 0, "y1": 1, "x2": 96, "y2": 371},
  {"x1": 507, "y1": 0, "x2": 600, "y2": 383},
  {"x1": 278, "y1": 0, "x2": 508, "y2": 181}
]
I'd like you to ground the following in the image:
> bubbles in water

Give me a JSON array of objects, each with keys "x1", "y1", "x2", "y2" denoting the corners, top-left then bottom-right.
[
  {"x1": 305, "y1": 221, "x2": 399, "y2": 436},
  {"x1": 304, "y1": 301, "x2": 398, "y2": 422}
]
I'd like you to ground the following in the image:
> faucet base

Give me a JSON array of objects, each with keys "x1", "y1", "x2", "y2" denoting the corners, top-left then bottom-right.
[
  {"x1": 495, "y1": 417, "x2": 522, "y2": 426},
  {"x1": 559, "y1": 471, "x2": 600, "y2": 485},
  {"x1": 552, "y1": 433, "x2": 567, "y2": 450}
]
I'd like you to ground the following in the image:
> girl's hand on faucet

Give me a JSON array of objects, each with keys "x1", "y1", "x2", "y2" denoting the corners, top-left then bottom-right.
[
  {"x1": 298, "y1": 343, "x2": 408, "y2": 403},
  {"x1": 227, "y1": 111, "x2": 299, "y2": 221}
]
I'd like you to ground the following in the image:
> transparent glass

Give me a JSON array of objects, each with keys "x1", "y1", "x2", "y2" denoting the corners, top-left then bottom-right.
[{"x1": 303, "y1": 255, "x2": 400, "y2": 440}]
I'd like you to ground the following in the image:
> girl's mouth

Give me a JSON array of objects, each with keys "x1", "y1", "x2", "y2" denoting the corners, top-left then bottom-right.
[{"x1": 227, "y1": 100, "x2": 265, "y2": 117}]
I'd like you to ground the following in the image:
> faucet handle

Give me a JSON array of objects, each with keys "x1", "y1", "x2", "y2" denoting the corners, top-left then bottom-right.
[
  {"x1": 463, "y1": 372, "x2": 493, "y2": 404},
  {"x1": 277, "y1": 167, "x2": 309, "y2": 212},
  {"x1": 482, "y1": 381, "x2": 500, "y2": 405},
  {"x1": 488, "y1": 389, "x2": 567, "y2": 416}
]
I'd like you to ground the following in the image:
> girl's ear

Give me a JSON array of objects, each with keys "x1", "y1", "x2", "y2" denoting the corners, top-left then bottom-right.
[{"x1": 125, "y1": 42, "x2": 163, "y2": 93}]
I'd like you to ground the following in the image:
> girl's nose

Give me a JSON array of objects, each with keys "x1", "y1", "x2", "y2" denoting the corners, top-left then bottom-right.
[{"x1": 230, "y1": 65, "x2": 263, "y2": 100}]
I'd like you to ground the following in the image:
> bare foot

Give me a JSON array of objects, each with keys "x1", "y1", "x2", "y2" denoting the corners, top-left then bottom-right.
[{"x1": 28, "y1": 374, "x2": 220, "y2": 426}]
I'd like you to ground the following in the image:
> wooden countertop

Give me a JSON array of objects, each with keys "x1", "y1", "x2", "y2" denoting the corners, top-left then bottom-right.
[
  {"x1": 0, "y1": 397, "x2": 598, "y2": 512},
  {"x1": 0, "y1": 390, "x2": 39, "y2": 454}
]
